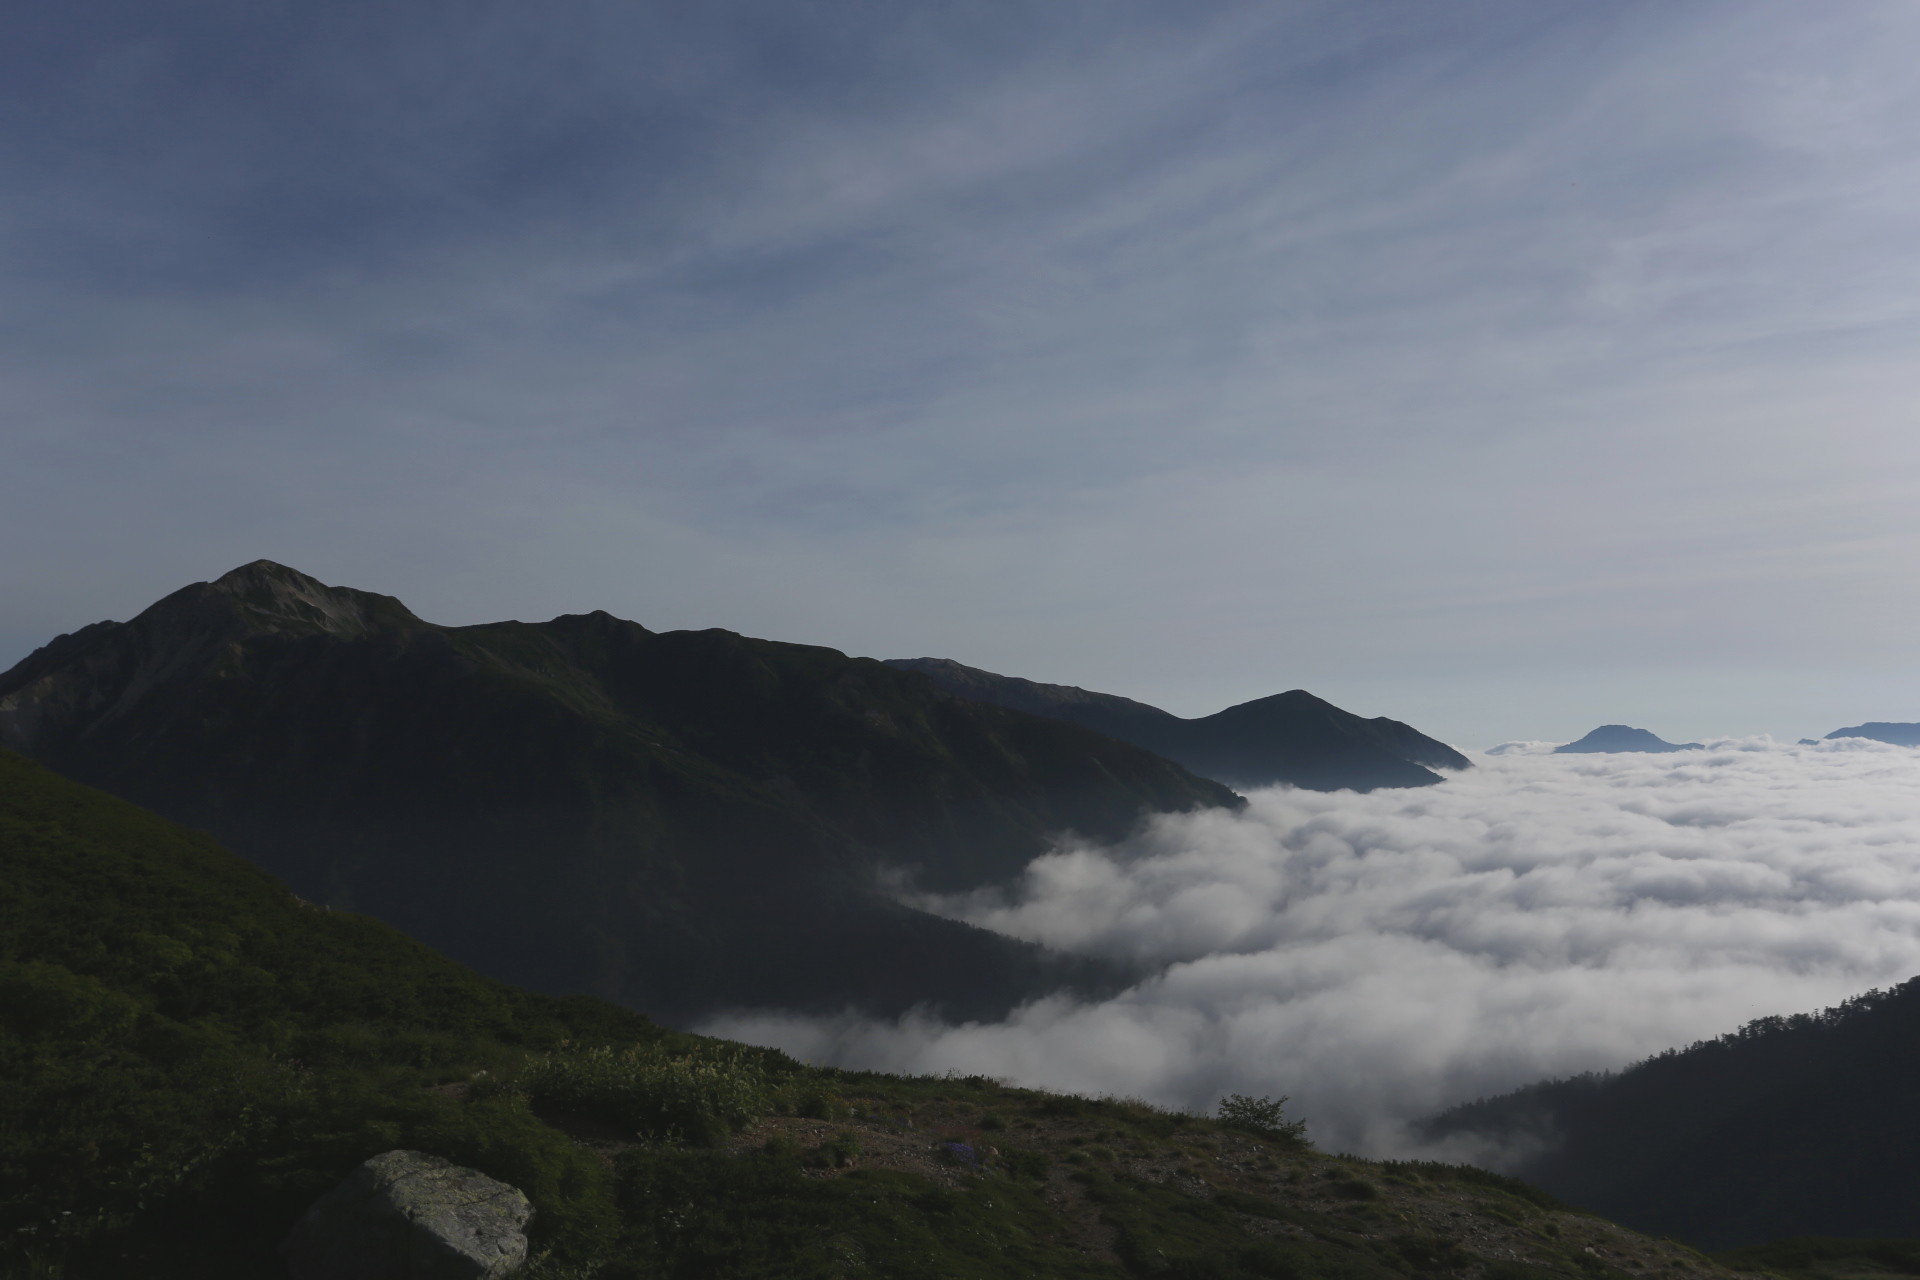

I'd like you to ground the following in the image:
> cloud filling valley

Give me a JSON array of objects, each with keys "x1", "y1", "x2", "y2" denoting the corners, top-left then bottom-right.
[{"x1": 705, "y1": 738, "x2": 1920, "y2": 1157}]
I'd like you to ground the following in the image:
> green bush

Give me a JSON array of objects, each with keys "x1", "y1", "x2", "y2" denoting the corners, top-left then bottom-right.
[
  {"x1": 813, "y1": 1130, "x2": 861, "y2": 1169},
  {"x1": 778, "y1": 1083, "x2": 844, "y2": 1120},
  {"x1": 999, "y1": 1147, "x2": 1051, "y2": 1181},
  {"x1": 1217, "y1": 1094, "x2": 1308, "y2": 1143}
]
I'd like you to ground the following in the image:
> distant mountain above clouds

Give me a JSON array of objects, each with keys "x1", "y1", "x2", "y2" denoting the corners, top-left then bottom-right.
[
  {"x1": 1824, "y1": 722, "x2": 1920, "y2": 747},
  {"x1": 0, "y1": 560, "x2": 1240, "y2": 1023},
  {"x1": 1553, "y1": 725, "x2": 1704, "y2": 754},
  {"x1": 883, "y1": 657, "x2": 1469, "y2": 792}
]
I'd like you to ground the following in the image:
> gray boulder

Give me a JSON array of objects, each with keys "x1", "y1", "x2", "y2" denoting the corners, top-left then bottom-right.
[{"x1": 282, "y1": 1149, "x2": 533, "y2": 1280}]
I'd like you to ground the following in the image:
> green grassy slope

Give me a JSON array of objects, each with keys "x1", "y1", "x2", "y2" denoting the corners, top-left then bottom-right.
[
  {"x1": 2, "y1": 749, "x2": 1794, "y2": 1280},
  {"x1": 0, "y1": 746, "x2": 670, "y2": 1274}
]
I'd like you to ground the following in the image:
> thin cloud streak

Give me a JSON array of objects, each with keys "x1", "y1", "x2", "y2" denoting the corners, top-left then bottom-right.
[{"x1": 705, "y1": 739, "x2": 1920, "y2": 1157}]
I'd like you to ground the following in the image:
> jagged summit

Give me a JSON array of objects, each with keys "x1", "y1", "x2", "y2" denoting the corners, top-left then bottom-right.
[
  {"x1": 1553, "y1": 725, "x2": 1704, "y2": 754},
  {"x1": 0, "y1": 561, "x2": 427, "y2": 760},
  {"x1": 149, "y1": 559, "x2": 426, "y2": 639}
]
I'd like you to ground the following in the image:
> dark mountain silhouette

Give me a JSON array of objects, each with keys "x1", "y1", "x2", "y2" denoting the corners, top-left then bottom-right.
[
  {"x1": 1422, "y1": 979, "x2": 1920, "y2": 1247},
  {"x1": 0, "y1": 561, "x2": 1240, "y2": 1023},
  {"x1": 883, "y1": 657, "x2": 1468, "y2": 792},
  {"x1": 1824, "y1": 722, "x2": 1920, "y2": 747},
  {"x1": 1553, "y1": 725, "x2": 1703, "y2": 754}
]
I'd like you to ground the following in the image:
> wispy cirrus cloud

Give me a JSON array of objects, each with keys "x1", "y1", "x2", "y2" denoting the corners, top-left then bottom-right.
[{"x1": 8, "y1": 2, "x2": 1920, "y2": 742}]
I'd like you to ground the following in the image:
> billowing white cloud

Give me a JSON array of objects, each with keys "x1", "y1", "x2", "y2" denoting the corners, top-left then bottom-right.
[{"x1": 704, "y1": 738, "x2": 1920, "y2": 1157}]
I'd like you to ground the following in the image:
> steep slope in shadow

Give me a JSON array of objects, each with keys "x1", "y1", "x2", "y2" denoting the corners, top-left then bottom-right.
[
  {"x1": 0, "y1": 561, "x2": 1238, "y2": 1023},
  {"x1": 1421, "y1": 979, "x2": 1920, "y2": 1247},
  {"x1": 884, "y1": 657, "x2": 1467, "y2": 792}
]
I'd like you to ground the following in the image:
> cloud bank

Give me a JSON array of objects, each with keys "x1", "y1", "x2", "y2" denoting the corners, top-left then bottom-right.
[{"x1": 705, "y1": 738, "x2": 1920, "y2": 1156}]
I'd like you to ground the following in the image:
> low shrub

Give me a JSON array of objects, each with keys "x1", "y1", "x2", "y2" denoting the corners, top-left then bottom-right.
[
  {"x1": 999, "y1": 1147, "x2": 1050, "y2": 1181},
  {"x1": 1216, "y1": 1094, "x2": 1308, "y2": 1144},
  {"x1": 813, "y1": 1131, "x2": 861, "y2": 1169}
]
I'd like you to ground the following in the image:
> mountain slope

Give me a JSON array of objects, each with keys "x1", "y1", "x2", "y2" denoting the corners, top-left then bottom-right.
[
  {"x1": 0, "y1": 561, "x2": 1239, "y2": 1022},
  {"x1": 1, "y1": 747, "x2": 1778, "y2": 1279},
  {"x1": 0, "y1": 744, "x2": 669, "y2": 1274},
  {"x1": 884, "y1": 657, "x2": 1468, "y2": 791},
  {"x1": 1421, "y1": 980, "x2": 1920, "y2": 1247},
  {"x1": 1553, "y1": 725, "x2": 1704, "y2": 754}
]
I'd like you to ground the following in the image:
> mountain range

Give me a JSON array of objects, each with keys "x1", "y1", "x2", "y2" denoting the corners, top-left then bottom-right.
[
  {"x1": 883, "y1": 657, "x2": 1469, "y2": 791},
  {"x1": 0, "y1": 562, "x2": 1479, "y2": 1025},
  {"x1": 8, "y1": 561, "x2": 1920, "y2": 1269},
  {"x1": 0, "y1": 561, "x2": 1241, "y2": 1022}
]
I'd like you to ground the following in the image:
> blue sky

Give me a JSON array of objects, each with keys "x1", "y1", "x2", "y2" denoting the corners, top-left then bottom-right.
[{"x1": 8, "y1": 0, "x2": 1920, "y2": 746}]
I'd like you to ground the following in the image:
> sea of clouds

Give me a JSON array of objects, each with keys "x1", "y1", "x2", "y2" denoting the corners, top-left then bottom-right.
[{"x1": 704, "y1": 738, "x2": 1920, "y2": 1157}]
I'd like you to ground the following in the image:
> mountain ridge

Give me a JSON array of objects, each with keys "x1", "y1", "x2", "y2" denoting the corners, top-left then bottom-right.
[
  {"x1": 884, "y1": 657, "x2": 1468, "y2": 792},
  {"x1": 1824, "y1": 722, "x2": 1920, "y2": 747},
  {"x1": 0, "y1": 562, "x2": 1240, "y2": 1023}
]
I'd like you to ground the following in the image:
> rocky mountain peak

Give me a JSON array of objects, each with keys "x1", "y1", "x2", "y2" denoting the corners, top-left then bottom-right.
[
  {"x1": 171, "y1": 560, "x2": 424, "y2": 639},
  {"x1": 0, "y1": 563, "x2": 426, "y2": 754}
]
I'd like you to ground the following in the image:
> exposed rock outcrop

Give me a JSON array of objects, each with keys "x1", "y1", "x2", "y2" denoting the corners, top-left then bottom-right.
[{"x1": 281, "y1": 1149, "x2": 532, "y2": 1280}]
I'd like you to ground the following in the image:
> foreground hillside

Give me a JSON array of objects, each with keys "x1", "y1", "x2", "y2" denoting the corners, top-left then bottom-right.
[
  {"x1": 0, "y1": 561, "x2": 1238, "y2": 1021},
  {"x1": 1425, "y1": 982, "x2": 1920, "y2": 1247},
  {"x1": 2, "y1": 749, "x2": 1780, "y2": 1280}
]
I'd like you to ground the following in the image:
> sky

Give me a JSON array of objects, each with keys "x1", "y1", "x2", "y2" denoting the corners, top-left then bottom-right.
[
  {"x1": 707, "y1": 739, "x2": 1920, "y2": 1157},
  {"x1": 8, "y1": 0, "x2": 1920, "y2": 747}
]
